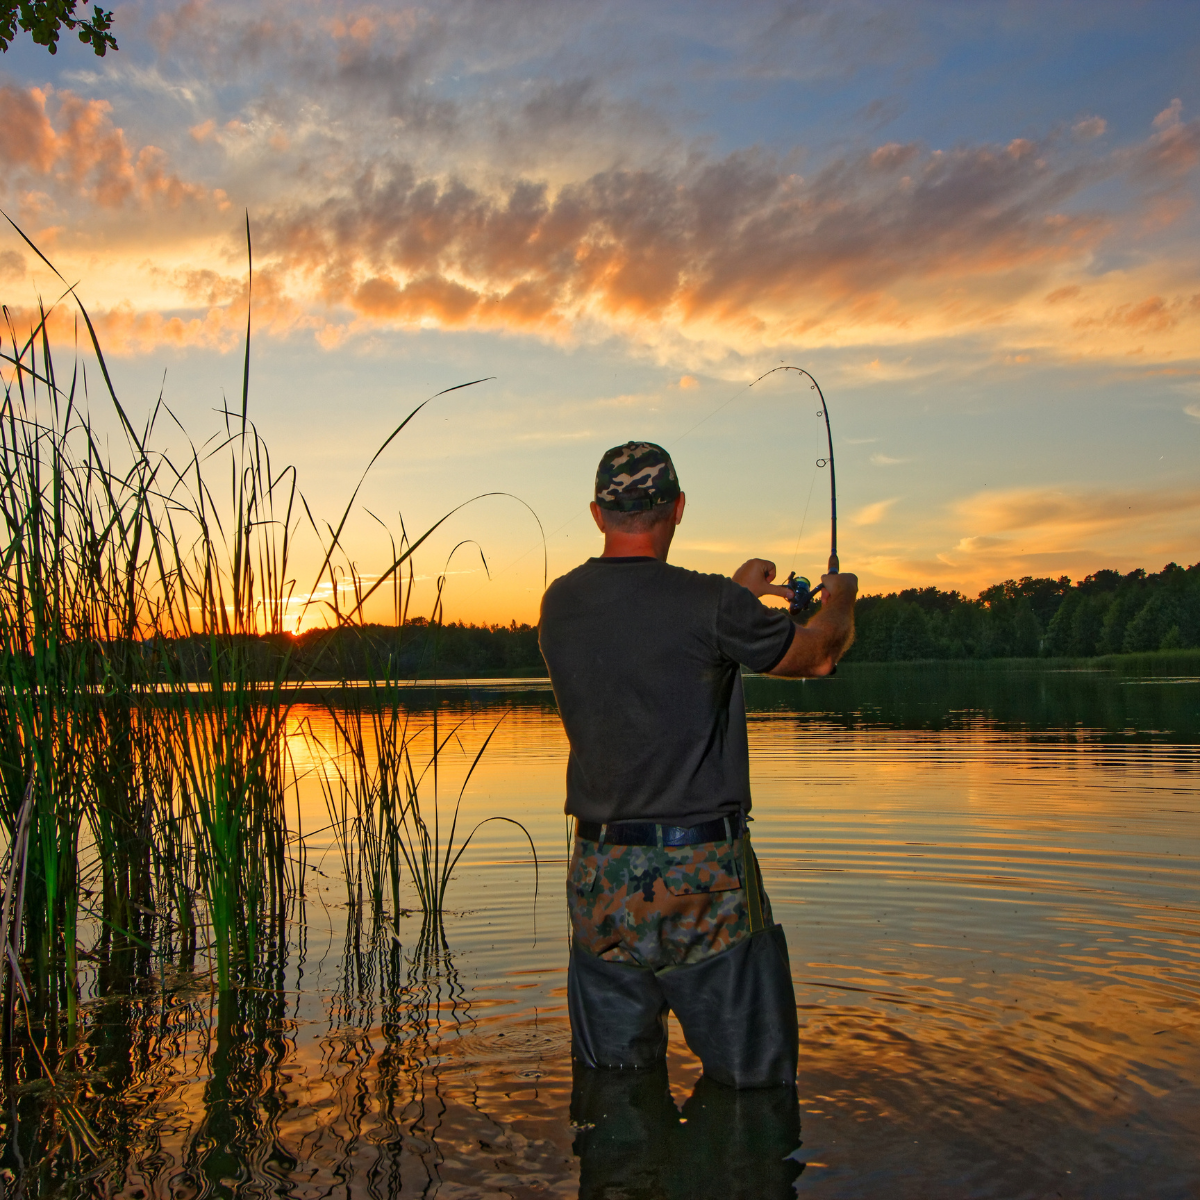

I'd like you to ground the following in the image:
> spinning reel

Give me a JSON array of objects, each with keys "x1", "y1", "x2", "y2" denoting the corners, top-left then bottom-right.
[{"x1": 784, "y1": 572, "x2": 824, "y2": 615}]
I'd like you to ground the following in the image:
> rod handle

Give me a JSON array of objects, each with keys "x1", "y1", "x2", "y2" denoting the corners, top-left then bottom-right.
[{"x1": 827, "y1": 552, "x2": 839, "y2": 574}]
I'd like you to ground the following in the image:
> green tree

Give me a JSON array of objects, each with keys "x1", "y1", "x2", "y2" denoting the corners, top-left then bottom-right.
[
  {"x1": 1043, "y1": 590, "x2": 1080, "y2": 656},
  {"x1": 1123, "y1": 593, "x2": 1184, "y2": 653},
  {"x1": 1012, "y1": 598, "x2": 1041, "y2": 657},
  {"x1": 890, "y1": 602, "x2": 933, "y2": 661},
  {"x1": 0, "y1": 0, "x2": 116, "y2": 55},
  {"x1": 1068, "y1": 594, "x2": 1108, "y2": 657}
]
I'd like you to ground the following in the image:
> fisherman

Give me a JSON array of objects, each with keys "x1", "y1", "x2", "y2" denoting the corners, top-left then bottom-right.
[{"x1": 539, "y1": 441, "x2": 857, "y2": 1088}]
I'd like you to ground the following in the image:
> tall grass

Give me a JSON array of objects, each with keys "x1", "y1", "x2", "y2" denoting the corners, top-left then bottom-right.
[
  {"x1": 313, "y1": 684, "x2": 536, "y2": 946},
  {"x1": 0, "y1": 222, "x2": 542, "y2": 1067},
  {"x1": 306, "y1": 525, "x2": 539, "y2": 945}
]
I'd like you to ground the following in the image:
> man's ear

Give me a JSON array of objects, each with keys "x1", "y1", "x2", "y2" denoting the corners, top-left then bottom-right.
[
  {"x1": 590, "y1": 500, "x2": 607, "y2": 533},
  {"x1": 673, "y1": 492, "x2": 686, "y2": 525}
]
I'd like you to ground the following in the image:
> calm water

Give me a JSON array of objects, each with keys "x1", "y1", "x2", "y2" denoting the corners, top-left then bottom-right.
[{"x1": 5, "y1": 659, "x2": 1199, "y2": 1199}]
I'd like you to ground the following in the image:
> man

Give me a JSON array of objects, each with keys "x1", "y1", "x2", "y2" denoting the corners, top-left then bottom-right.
[{"x1": 539, "y1": 441, "x2": 857, "y2": 1089}]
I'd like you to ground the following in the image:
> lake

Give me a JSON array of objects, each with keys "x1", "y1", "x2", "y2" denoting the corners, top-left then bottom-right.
[{"x1": 3, "y1": 657, "x2": 1198, "y2": 1199}]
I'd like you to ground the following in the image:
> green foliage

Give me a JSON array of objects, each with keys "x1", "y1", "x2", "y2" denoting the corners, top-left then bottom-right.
[
  {"x1": 845, "y1": 565, "x2": 1200, "y2": 663},
  {"x1": 292, "y1": 620, "x2": 545, "y2": 680},
  {"x1": 0, "y1": 0, "x2": 117, "y2": 56}
]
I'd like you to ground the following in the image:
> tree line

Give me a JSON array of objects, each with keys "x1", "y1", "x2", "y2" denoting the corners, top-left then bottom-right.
[
  {"x1": 843, "y1": 561, "x2": 1200, "y2": 663},
  {"x1": 289, "y1": 618, "x2": 545, "y2": 679},
  {"x1": 156, "y1": 563, "x2": 1200, "y2": 682}
]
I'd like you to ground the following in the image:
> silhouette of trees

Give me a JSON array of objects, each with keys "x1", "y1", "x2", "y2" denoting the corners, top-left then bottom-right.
[{"x1": 844, "y1": 563, "x2": 1200, "y2": 662}]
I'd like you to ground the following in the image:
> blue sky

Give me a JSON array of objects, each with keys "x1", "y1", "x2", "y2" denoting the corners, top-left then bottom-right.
[{"x1": 1, "y1": 1, "x2": 1198, "y2": 627}]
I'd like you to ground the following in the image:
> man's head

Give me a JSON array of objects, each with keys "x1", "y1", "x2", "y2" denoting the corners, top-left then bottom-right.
[{"x1": 590, "y1": 441, "x2": 685, "y2": 556}]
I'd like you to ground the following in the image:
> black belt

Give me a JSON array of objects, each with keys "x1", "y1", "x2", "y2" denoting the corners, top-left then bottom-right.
[{"x1": 576, "y1": 813, "x2": 745, "y2": 847}]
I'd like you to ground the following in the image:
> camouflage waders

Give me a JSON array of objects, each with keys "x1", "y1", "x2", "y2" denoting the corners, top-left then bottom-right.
[{"x1": 567, "y1": 825, "x2": 799, "y2": 1089}]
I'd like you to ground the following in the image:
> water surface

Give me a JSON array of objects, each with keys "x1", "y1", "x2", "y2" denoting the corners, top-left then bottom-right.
[{"x1": 4, "y1": 659, "x2": 1198, "y2": 1198}]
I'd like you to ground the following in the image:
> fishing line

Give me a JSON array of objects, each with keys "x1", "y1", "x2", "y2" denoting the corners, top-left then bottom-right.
[
  {"x1": 790, "y1": 468, "x2": 818, "y2": 577},
  {"x1": 737, "y1": 364, "x2": 839, "y2": 610}
]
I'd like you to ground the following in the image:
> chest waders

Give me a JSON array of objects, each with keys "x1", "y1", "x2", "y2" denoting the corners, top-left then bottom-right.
[{"x1": 567, "y1": 824, "x2": 800, "y2": 1089}]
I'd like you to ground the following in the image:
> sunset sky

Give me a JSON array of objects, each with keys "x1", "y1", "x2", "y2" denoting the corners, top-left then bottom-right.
[{"x1": 1, "y1": 1, "x2": 1198, "y2": 628}]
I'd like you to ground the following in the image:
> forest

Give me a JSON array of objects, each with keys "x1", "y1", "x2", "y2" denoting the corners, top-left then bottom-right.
[{"x1": 845, "y1": 561, "x2": 1200, "y2": 662}]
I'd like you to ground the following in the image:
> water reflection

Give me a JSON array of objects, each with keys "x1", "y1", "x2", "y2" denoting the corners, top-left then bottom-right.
[
  {"x1": 2, "y1": 661, "x2": 1199, "y2": 1197},
  {"x1": 744, "y1": 654, "x2": 1200, "y2": 739},
  {"x1": 571, "y1": 1064, "x2": 802, "y2": 1199}
]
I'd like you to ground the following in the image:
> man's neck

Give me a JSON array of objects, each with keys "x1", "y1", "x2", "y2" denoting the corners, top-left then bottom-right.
[{"x1": 600, "y1": 532, "x2": 671, "y2": 561}]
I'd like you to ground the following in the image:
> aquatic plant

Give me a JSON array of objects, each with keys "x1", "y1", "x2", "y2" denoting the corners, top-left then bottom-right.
[{"x1": 0, "y1": 221, "x2": 544, "y2": 1063}]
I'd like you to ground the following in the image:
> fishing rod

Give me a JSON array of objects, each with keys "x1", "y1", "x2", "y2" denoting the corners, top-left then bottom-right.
[{"x1": 748, "y1": 366, "x2": 838, "y2": 614}]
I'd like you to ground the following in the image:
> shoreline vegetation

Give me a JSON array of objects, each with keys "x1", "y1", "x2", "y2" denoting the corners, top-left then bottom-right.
[
  {"x1": 136, "y1": 589, "x2": 1200, "y2": 685},
  {"x1": 160, "y1": 560, "x2": 1200, "y2": 683},
  {"x1": 844, "y1": 565, "x2": 1200, "y2": 662}
]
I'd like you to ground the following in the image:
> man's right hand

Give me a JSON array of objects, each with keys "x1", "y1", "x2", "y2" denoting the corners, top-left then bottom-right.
[
  {"x1": 768, "y1": 568, "x2": 858, "y2": 678},
  {"x1": 819, "y1": 570, "x2": 858, "y2": 610},
  {"x1": 732, "y1": 558, "x2": 791, "y2": 601}
]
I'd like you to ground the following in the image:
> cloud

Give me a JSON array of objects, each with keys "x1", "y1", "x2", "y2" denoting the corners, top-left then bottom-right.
[
  {"x1": 1185, "y1": 403, "x2": 1200, "y2": 420},
  {"x1": 678, "y1": 374, "x2": 699, "y2": 388},
  {"x1": 956, "y1": 484, "x2": 1200, "y2": 538},
  {"x1": 4, "y1": 22, "x2": 1199, "y2": 366},
  {"x1": 1153, "y1": 99, "x2": 1183, "y2": 132},
  {"x1": 0, "y1": 87, "x2": 59, "y2": 173},
  {"x1": 951, "y1": 535, "x2": 1008, "y2": 553},
  {"x1": 1138, "y1": 99, "x2": 1200, "y2": 178},
  {"x1": 870, "y1": 453, "x2": 906, "y2": 465},
  {"x1": 852, "y1": 497, "x2": 898, "y2": 525},
  {"x1": 0, "y1": 250, "x2": 25, "y2": 280},
  {"x1": 243, "y1": 128, "x2": 1125, "y2": 353},
  {"x1": 1072, "y1": 116, "x2": 1106, "y2": 140},
  {"x1": 0, "y1": 85, "x2": 213, "y2": 212}
]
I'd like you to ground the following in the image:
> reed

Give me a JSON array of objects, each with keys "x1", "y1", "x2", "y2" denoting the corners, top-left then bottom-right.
[
  {"x1": 313, "y1": 678, "x2": 538, "y2": 940},
  {"x1": 0, "y1": 220, "x2": 544, "y2": 1061}
]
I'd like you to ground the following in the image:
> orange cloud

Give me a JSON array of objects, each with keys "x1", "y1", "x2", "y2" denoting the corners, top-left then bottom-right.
[
  {"x1": 0, "y1": 85, "x2": 212, "y2": 212},
  {"x1": 249, "y1": 132, "x2": 1124, "y2": 350},
  {"x1": 956, "y1": 484, "x2": 1200, "y2": 539},
  {"x1": 0, "y1": 87, "x2": 59, "y2": 172},
  {"x1": 1139, "y1": 99, "x2": 1200, "y2": 177},
  {"x1": 5, "y1": 85, "x2": 1198, "y2": 366}
]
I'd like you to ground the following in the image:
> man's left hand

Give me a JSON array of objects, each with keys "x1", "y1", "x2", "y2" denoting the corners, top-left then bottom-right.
[{"x1": 732, "y1": 558, "x2": 791, "y2": 600}]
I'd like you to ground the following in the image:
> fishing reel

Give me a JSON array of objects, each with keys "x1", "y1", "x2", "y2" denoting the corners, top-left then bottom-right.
[{"x1": 784, "y1": 571, "x2": 825, "y2": 615}]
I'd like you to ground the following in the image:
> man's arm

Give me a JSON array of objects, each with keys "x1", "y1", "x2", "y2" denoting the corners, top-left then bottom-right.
[{"x1": 731, "y1": 558, "x2": 858, "y2": 678}]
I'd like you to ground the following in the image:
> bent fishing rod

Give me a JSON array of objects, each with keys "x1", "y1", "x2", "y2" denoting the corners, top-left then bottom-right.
[{"x1": 745, "y1": 365, "x2": 838, "y2": 615}]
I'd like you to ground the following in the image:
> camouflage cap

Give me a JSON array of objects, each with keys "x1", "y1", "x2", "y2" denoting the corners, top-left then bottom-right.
[{"x1": 594, "y1": 441, "x2": 681, "y2": 512}]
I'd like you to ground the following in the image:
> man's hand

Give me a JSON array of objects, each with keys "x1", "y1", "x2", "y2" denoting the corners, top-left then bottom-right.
[
  {"x1": 819, "y1": 570, "x2": 858, "y2": 609},
  {"x1": 732, "y1": 558, "x2": 792, "y2": 600},
  {"x1": 767, "y1": 568, "x2": 859, "y2": 678}
]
